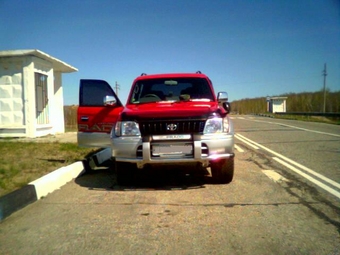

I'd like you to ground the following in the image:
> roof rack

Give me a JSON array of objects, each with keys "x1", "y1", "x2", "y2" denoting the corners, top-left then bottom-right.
[
  {"x1": 140, "y1": 73, "x2": 147, "y2": 76},
  {"x1": 196, "y1": 71, "x2": 202, "y2": 74}
]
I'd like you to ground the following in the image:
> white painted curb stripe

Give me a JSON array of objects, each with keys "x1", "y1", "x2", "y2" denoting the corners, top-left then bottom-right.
[{"x1": 29, "y1": 161, "x2": 85, "y2": 199}]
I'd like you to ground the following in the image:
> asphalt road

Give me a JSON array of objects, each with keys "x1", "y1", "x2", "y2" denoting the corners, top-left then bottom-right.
[
  {"x1": 234, "y1": 116, "x2": 340, "y2": 199},
  {"x1": 0, "y1": 116, "x2": 339, "y2": 254}
]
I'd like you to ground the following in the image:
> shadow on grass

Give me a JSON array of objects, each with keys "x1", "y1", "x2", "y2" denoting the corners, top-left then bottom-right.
[
  {"x1": 36, "y1": 147, "x2": 105, "y2": 166},
  {"x1": 36, "y1": 159, "x2": 67, "y2": 163}
]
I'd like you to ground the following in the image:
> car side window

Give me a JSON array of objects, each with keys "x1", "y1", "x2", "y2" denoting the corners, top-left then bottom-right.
[{"x1": 80, "y1": 80, "x2": 115, "y2": 106}]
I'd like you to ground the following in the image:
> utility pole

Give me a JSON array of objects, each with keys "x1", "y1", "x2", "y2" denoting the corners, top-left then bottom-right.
[
  {"x1": 322, "y1": 63, "x2": 327, "y2": 113},
  {"x1": 115, "y1": 81, "x2": 120, "y2": 96}
]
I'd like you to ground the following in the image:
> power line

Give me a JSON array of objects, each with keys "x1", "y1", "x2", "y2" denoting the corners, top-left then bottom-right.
[
  {"x1": 322, "y1": 63, "x2": 327, "y2": 113},
  {"x1": 115, "y1": 81, "x2": 120, "y2": 96}
]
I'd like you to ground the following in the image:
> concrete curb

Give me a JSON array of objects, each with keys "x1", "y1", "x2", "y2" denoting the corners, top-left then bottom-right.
[
  {"x1": 30, "y1": 161, "x2": 85, "y2": 200},
  {"x1": 0, "y1": 161, "x2": 86, "y2": 221},
  {"x1": 0, "y1": 148, "x2": 112, "y2": 221}
]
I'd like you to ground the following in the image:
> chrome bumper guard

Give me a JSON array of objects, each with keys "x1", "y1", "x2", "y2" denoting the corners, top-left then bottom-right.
[{"x1": 116, "y1": 140, "x2": 234, "y2": 169}]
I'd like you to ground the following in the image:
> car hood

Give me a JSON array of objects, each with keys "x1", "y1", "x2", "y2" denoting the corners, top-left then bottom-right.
[{"x1": 122, "y1": 101, "x2": 222, "y2": 120}]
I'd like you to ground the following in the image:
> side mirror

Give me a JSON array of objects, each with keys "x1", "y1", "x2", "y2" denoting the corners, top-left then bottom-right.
[
  {"x1": 222, "y1": 102, "x2": 231, "y2": 113},
  {"x1": 217, "y1": 92, "x2": 230, "y2": 113},
  {"x1": 103, "y1": 95, "x2": 117, "y2": 106},
  {"x1": 217, "y1": 92, "x2": 228, "y2": 101}
]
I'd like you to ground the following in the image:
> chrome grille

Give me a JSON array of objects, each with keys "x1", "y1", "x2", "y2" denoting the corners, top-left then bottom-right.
[{"x1": 139, "y1": 120, "x2": 205, "y2": 135}]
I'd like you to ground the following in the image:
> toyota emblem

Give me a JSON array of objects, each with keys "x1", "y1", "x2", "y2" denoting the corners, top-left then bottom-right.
[{"x1": 167, "y1": 123, "x2": 177, "y2": 131}]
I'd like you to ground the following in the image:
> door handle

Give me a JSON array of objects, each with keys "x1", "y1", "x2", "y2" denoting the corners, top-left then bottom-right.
[{"x1": 81, "y1": 116, "x2": 89, "y2": 121}]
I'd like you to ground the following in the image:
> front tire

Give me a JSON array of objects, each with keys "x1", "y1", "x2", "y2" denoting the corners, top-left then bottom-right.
[{"x1": 210, "y1": 158, "x2": 234, "y2": 184}]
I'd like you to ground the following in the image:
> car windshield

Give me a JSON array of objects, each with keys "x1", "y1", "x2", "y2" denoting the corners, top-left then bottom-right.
[{"x1": 129, "y1": 78, "x2": 214, "y2": 104}]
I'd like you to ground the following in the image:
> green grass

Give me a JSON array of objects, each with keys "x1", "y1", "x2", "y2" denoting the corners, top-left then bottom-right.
[
  {"x1": 275, "y1": 115, "x2": 339, "y2": 125},
  {"x1": 65, "y1": 125, "x2": 77, "y2": 132},
  {"x1": 0, "y1": 141, "x2": 97, "y2": 197},
  {"x1": 257, "y1": 113, "x2": 340, "y2": 125}
]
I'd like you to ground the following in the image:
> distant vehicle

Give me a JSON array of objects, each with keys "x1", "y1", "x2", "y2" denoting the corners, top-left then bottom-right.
[{"x1": 77, "y1": 71, "x2": 235, "y2": 184}]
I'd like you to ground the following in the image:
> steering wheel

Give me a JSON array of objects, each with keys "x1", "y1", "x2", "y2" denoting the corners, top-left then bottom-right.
[{"x1": 143, "y1": 94, "x2": 161, "y2": 100}]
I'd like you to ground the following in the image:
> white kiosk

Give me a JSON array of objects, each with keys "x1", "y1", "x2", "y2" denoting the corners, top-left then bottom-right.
[
  {"x1": 0, "y1": 49, "x2": 77, "y2": 138},
  {"x1": 267, "y1": 96, "x2": 287, "y2": 113}
]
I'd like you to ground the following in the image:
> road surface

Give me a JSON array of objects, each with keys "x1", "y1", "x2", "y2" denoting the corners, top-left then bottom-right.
[{"x1": 0, "y1": 115, "x2": 339, "y2": 254}]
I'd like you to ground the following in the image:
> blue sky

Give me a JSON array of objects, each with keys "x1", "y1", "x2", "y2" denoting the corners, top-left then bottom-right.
[{"x1": 1, "y1": 0, "x2": 339, "y2": 105}]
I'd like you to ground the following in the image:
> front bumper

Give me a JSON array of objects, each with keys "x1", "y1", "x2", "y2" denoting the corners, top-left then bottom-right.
[{"x1": 111, "y1": 133, "x2": 234, "y2": 169}]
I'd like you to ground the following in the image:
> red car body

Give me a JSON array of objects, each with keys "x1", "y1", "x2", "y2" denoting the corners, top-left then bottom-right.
[{"x1": 77, "y1": 72, "x2": 234, "y2": 184}]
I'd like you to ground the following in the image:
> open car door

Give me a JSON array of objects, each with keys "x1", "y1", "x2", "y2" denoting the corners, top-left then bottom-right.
[{"x1": 77, "y1": 79, "x2": 124, "y2": 148}]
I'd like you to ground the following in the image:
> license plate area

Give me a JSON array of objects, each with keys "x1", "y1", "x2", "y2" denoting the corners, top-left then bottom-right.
[{"x1": 152, "y1": 143, "x2": 193, "y2": 158}]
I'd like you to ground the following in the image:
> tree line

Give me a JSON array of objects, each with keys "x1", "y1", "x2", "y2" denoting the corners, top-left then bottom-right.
[
  {"x1": 64, "y1": 105, "x2": 78, "y2": 131},
  {"x1": 230, "y1": 89, "x2": 340, "y2": 114},
  {"x1": 64, "y1": 89, "x2": 339, "y2": 129}
]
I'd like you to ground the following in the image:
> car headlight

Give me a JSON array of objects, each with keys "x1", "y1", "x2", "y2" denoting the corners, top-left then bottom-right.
[
  {"x1": 203, "y1": 117, "x2": 229, "y2": 134},
  {"x1": 115, "y1": 121, "x2": 141, "y2": 136}
]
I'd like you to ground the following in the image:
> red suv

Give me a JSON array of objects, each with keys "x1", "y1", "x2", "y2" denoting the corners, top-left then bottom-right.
[{"x1": 78, "y1": 72, "x2": 234, "y2": 184}]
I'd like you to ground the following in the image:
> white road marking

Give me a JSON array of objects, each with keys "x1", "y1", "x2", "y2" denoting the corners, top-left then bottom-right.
[
  {"x1": 251, "y1": 119, "x2": 340, "y2": 138},
  {"x1": 273, "y1": 157, "x2": 340, "y2": 199},
  {"x1": 236, "y1": 133, "x2": 340, "y2": 199},
  {"x1": 262, "y1": 170, "x2": 290, "y2": 183},
  {"x1": 236, "y1": 133, "x2": 340, "y2": 189},
  {"x1": 234, "y1": 144, "x2": 244, "y2": 152},
  {"x1": 235, "y1": 134, "x2": 259, "y2": 150}
]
